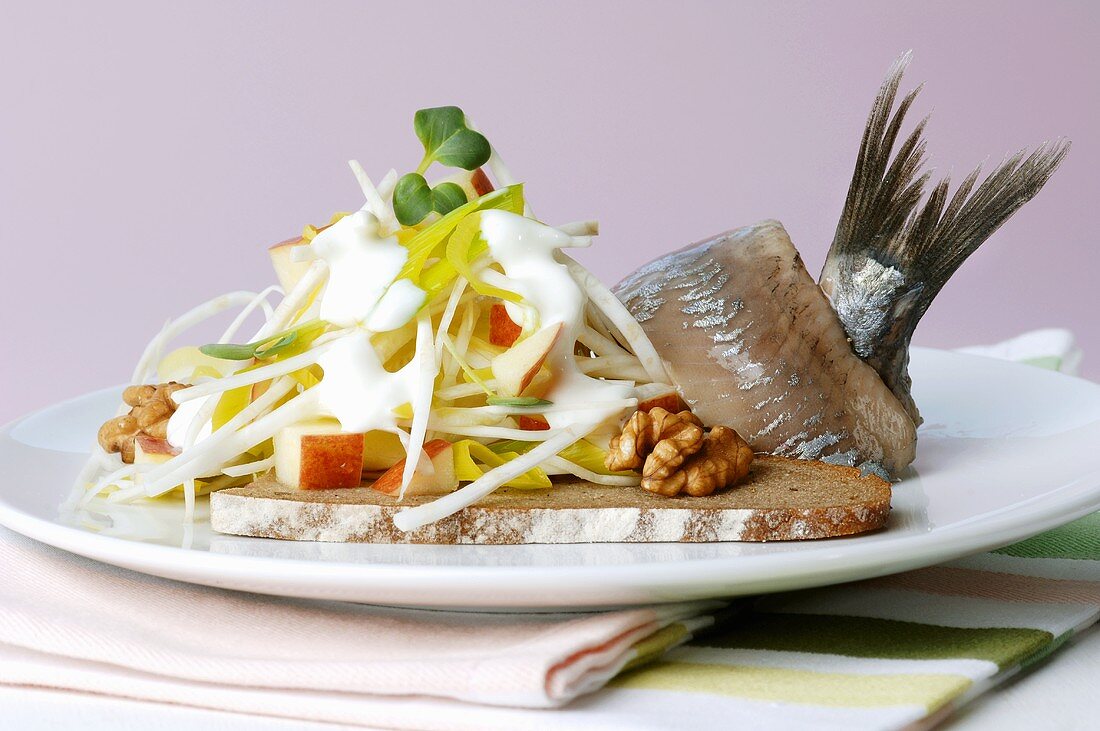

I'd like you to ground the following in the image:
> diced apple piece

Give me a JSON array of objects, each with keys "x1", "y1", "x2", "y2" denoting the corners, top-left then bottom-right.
[
  {"x1": 489, "y1": 303, "x2": 523, "y2": 347},
  {"x1": 635, "y1": 383, "x2": 688, "y2": 413},
  {"x1": 491, "y1": 323, "x2": 563, "y2": 397},
  {"x1": 362, "y1": 430, "x2": 407, "y2": 472},
  {"x1": 268, "y1": 236, "x2": 313, "y2": 293},
  {"x1": 274, "y1": 419, "x2": 365, "y2": 490},
  {"x1": 267, "y1": 223, "x2": 333, "y2": 292},
  {"x1": 470, "y1": 168, "x2": 494, "y2": 197},
  {"x1": 518, "y1": 415, "x2": 550, "y2": 431},
  {"x1": 134, "y1": 435, "x2": 180, "y2": 465},
  {"x1": 372, "y1": 439, "x2": 458, "y2": 496}
]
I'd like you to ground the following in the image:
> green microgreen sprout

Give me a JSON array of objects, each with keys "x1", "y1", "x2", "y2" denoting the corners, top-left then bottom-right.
[
  {"x1": 486, "y1": 396, "x2": 553, "y2": 408},
  {"x1": 393, "y1": 106, "x2": 492, "y2": 226},
  {"x1": 200, "y1": 329, "x2": 301, "y2": 361}
]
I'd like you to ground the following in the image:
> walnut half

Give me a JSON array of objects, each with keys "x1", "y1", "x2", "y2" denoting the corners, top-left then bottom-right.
[
  {"x1": 642, "y1": 426, "x2": 754, "y2": 497},
  {"x1": 98, "y1": 382, "x2": 185, "y2": 463},
  {"x1": 606, "y1": 407, "x2": 704, "y2": 479},
  {"x1": 606, "y1": 408, "x2": 753, "y2": 497}
]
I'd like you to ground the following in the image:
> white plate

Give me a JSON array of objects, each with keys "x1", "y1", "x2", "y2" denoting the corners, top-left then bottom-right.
[{"x1": 2, "y1": 347, "x2": 1099, "y2": 610}]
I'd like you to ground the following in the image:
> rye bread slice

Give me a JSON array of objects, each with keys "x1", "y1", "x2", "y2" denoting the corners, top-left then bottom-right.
[{"x1": 209, "y1": 455, "x2": 890, "y2": 544}]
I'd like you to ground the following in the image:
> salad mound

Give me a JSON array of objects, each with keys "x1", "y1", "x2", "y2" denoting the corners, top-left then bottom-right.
[{"x1": 82, "y1": 107, "x2": 679, "y2": 531}]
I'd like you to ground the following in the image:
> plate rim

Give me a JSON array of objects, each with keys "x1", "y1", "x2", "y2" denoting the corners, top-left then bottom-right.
[{"x1": 2, "y1": 347, "x2": 1100, "y2": 607}]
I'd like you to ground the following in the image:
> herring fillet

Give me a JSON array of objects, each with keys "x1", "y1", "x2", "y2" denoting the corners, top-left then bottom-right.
[
  {"x1": 615, "y1": 221, "x2": 916, "y2": 476},
  {"x1": 614, "y1": 52, "x2": 1067, "y2": 478}
]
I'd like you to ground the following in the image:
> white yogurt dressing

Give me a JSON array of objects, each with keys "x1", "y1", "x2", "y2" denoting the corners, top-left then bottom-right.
[
  {"x1": 284, "y1": 207, "x2": 431, "y2": 436},
  {"x1": 479, "y1": 210, "x2": 634, "y2": 429},
  {"x1": 313, "y1": 330, "x2": 417, "y2": 434},
  {"x1": 310, "y1": 210, "x2": 424, "y2": 331}
]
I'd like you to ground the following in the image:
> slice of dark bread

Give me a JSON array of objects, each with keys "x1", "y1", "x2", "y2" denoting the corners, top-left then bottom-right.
[{"x1": 209, "y1": 455, "x2": 890, "y2": 544}]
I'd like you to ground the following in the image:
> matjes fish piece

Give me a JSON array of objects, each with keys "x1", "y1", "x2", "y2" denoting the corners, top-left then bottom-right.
[
  {"x1": 615, "y1": 221, "x2": 916, "y2": 477},
  {"x1": 613, "y1": 53, "x2": 1067, "y2": 478}
]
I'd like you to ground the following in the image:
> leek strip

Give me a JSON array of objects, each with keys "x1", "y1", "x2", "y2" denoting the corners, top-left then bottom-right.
[
  {"x1": 399, "y1": 313, "x2": 436, "y2": 498},
  {"x1": 172, "y1": 342, "x2": 334, "y2": 404},
  {"x1": 222, "y1": 456, "x2": 275, "y2": 478},
  {"x1": 543, "y1": 456, "x2": 641, "y2": 486},
  {"x1": 393, "y1": 426, "x2": 588, "y2": 532},
  {"x1": 131, "y1": 291, "x2": 262, "y2": 384},
  {"x1": 219, "y1": 286, "x2": 283, "y2": 344},
  {"x1": 144, "y1": 378, "x2": 299, "y2": 495},
  {"x1": 252, "y1": 260, "x2": 329, "y2": 341},
  {"x1": 562, "y1": 256, "x2": 671, "y2": 384}
]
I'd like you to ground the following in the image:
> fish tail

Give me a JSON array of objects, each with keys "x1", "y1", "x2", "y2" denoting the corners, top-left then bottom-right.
[{"x1": 820, "y1": 52, "x2": 1070, "y2": 424}]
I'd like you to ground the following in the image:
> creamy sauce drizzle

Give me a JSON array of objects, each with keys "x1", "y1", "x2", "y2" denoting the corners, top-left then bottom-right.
[
  {"x1": 479, "y1": 210, "x2": 633, "y2": 429},
  {"x1": 313, "y1": 330, "x2": 416, "y2": 434},
  {"x1": 311, "y1": 210, "x2": 422, "y2": 330}
]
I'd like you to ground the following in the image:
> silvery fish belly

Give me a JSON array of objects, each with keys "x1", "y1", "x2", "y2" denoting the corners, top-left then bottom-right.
[{"x1": 615, "y1": 221, "x2": 917, "y2": 476}]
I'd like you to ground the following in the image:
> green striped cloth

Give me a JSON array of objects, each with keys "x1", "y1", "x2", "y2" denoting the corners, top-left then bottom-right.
[
  {"x1": 589, "y1": 512, "x2": 1100, "y2": 729},
  {"x1": 564, "y1": 336, "x2": 1097, "y2": 730}
]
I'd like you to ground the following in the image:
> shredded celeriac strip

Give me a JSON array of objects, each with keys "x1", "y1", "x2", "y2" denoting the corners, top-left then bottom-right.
[
  {"x1": 219, "y1": 285, "x2": 283, "y2": 343},
  {"x1": 399, "y1": 312, "x2": 437, "y2": 498},
  {"x1": 131, "y1": 291, "x2": 264, "y2": 384},
  {"x1": 144, "y1": 377, "x2": 299, "y2": 495},
  {"x1": 578, "y1": 325, "x2": 631, "y2": 358},
  {"x1": 543, "y1": 456, "x2": 641, "y2": 486},
  {"x1": 172, "y1": 342, "x2": 336, "y2": 404},
  {"x1": 252, "y1": 260, "x2": 329, "y2": 341},
  {"x1": 434, "y1": 278, "x2": 468, "y2": 365},
  {"x1": 147, "y1": 389, "x2": 317, "y2": 496},
  {"x1": 349, "y1": 160, "x2": 399, "y2": 233},
  {"x1": 393, "y1": 426, "x2": 589, "y2": 532},
  {"x1": 577, "y1": 356, "x2": 651, "y2": 382},
  {"x1": 562, "y1": 256, "x2": 671, "y2": 384},
  {"x1": 222, "y1": 456, "x2": 275, "y2": 478}
]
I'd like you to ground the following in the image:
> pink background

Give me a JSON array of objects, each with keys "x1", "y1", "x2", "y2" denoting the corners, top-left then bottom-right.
[{"x1": 1, "y1": 1, "x2": 1097, "y2": 423}]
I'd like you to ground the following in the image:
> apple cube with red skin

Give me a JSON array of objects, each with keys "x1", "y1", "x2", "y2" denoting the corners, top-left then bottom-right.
[
  {"x1": 134, "y1": 435, "x2": 180, "y2": 465},
  {"x1": 489, "y1": 303, "x2": 523, "y2": 347},
  {"x1": 635, "y1": 383, "x2": 688, "y2": 413},
  {"x1": 372, "y1": 439, "x2": 458, "y2": 496},
  {"x1": 491, "y1": 323, "x2": 563, "y2": 397},
  {"x1": 268, "y1": 222, "x2": 334, "y2": 292},
  {"x1": 469, "y1": 168, "x2": 494, "y2": 197},
  {"x1": 268, "y1": 236, "x2": 312, "y2": 293},
  {"x1": 518, "y1": 415, "x2": 550, "y2": 431},
  {"x1": 274, "y1": 420, "x2": 365, "y2": 490}
]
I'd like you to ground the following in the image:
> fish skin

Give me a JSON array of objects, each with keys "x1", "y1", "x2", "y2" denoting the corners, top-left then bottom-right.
[{"x1": 615, "y1": 220, "x2": 917, "y2": 476}]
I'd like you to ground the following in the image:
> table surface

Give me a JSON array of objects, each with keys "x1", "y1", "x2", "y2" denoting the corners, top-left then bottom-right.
[{"x1": 4, "y1": 623, "x2": 1097, "y2": 730}]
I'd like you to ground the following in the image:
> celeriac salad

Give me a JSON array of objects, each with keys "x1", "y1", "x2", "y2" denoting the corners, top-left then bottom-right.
[{"x1": 81, "y1": 107, "x2": 677, "y2": 532}]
